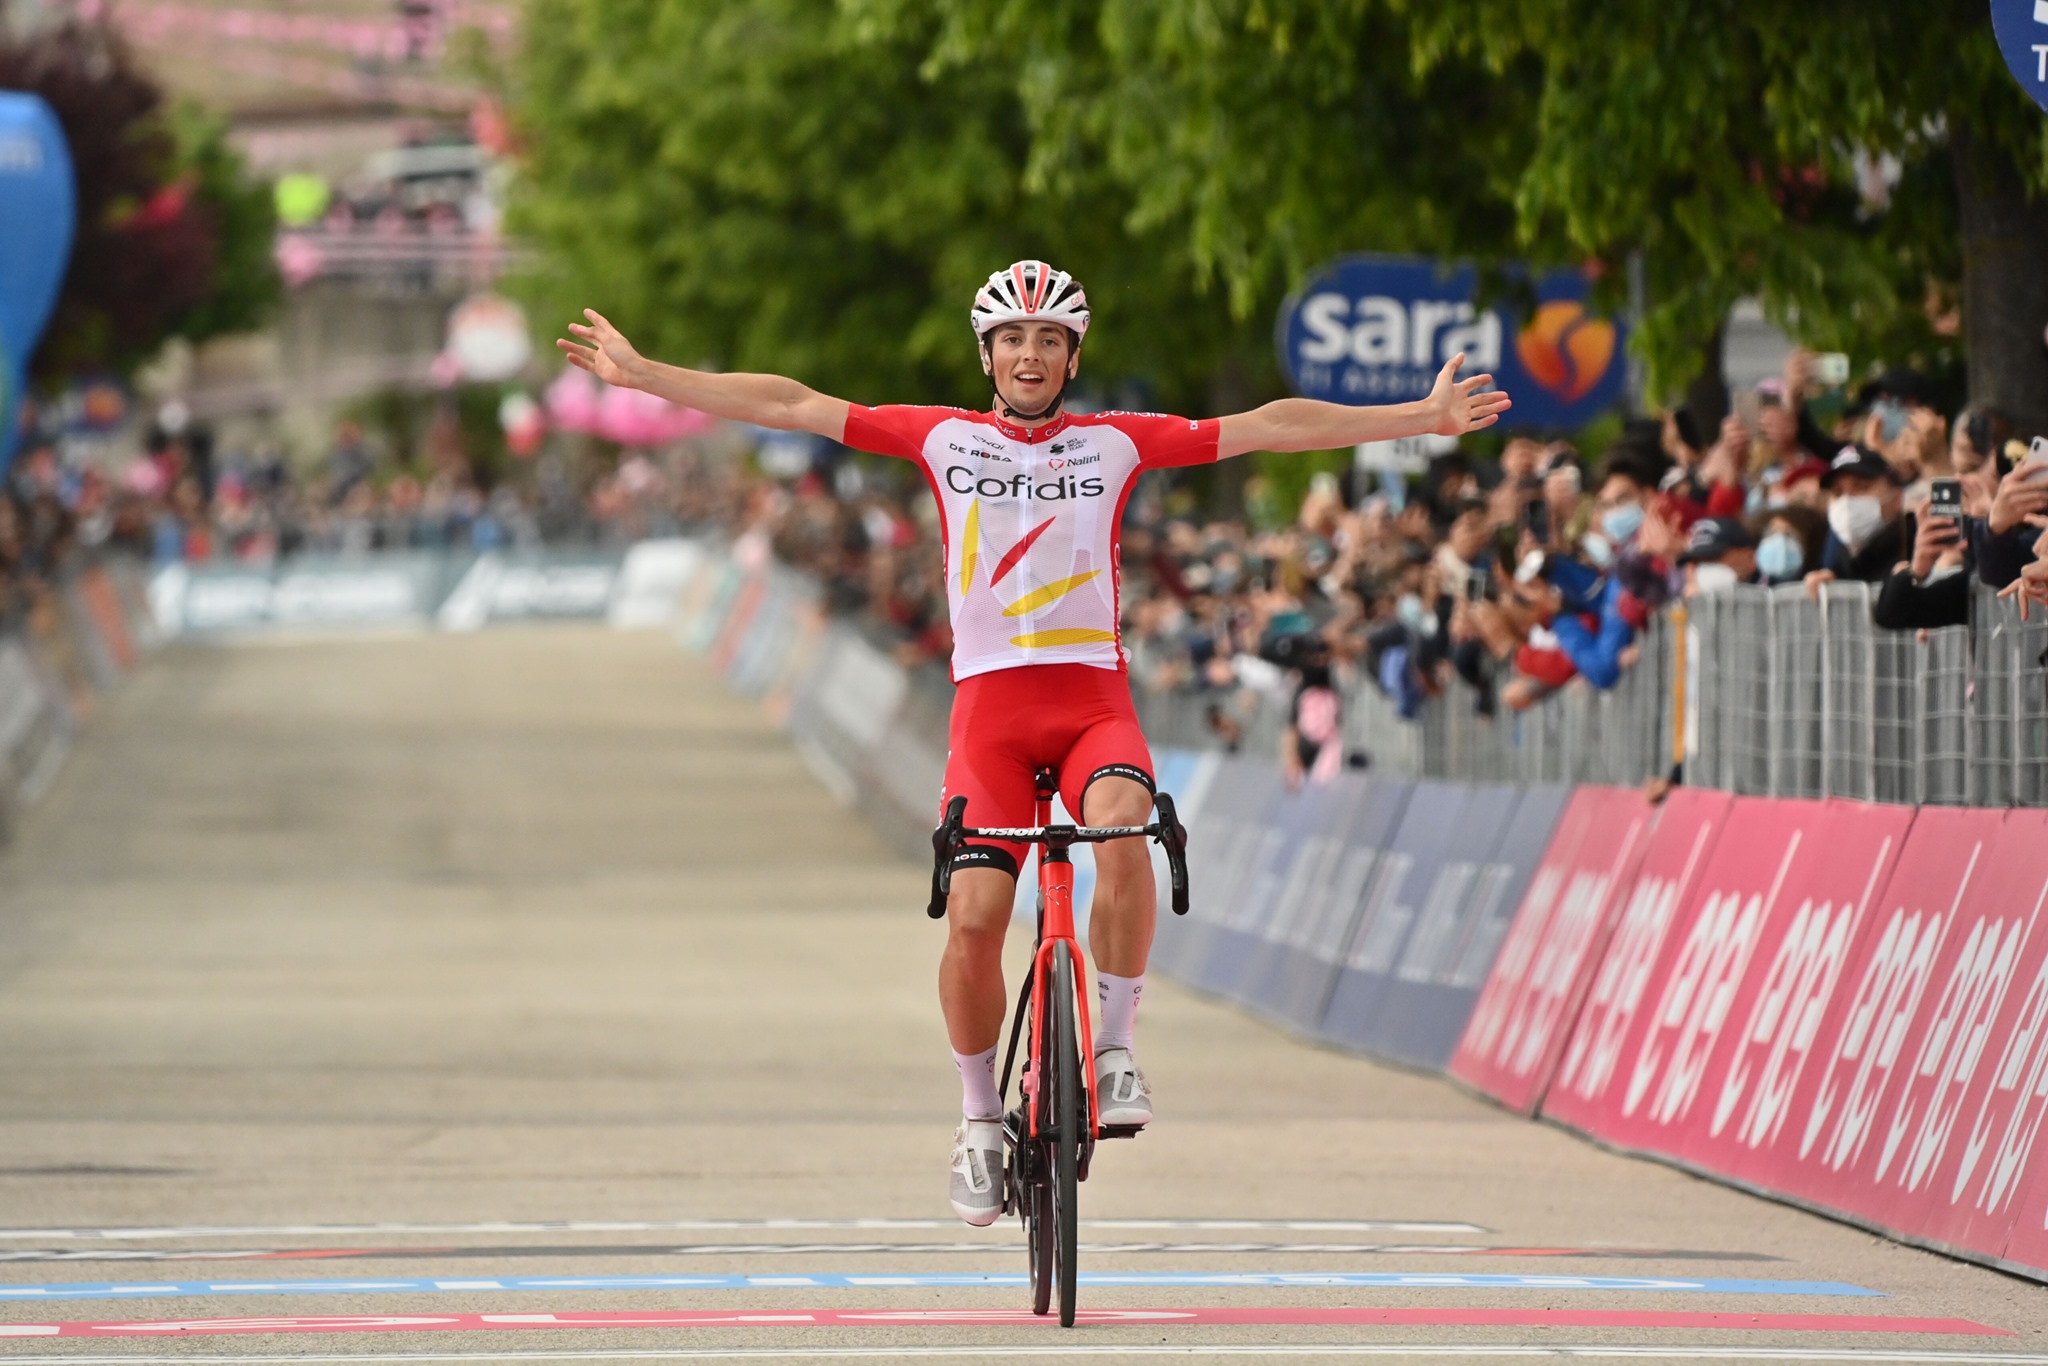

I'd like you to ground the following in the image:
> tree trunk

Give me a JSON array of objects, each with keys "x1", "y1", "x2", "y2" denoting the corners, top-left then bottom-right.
[
  {"x1": 1684, "y1": 324, "x2": 1729, "y2": 433},
  {"x1": 1953, "y1": 119, "x2": 2048, "y2": 438}
]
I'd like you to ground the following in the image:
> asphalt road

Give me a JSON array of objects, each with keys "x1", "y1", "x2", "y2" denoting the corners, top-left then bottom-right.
[{"x1": 0, "y1": 625, "x2": 2042, "y2": 1363}]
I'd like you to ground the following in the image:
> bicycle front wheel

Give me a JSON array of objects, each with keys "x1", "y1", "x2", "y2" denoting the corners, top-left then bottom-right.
[{"x1": 1047, "y1": 940, "x2": 1081, "y2": 1327}]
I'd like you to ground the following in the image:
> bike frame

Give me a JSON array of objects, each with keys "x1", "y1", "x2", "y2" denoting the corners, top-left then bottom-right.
[{"x1": 1026, "y1": 775, "x2": 1099, "y2": 1142}]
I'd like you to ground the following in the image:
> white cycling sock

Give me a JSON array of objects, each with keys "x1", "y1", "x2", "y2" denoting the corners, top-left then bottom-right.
[
  {"x1": 954, "y1": 1045, "x2": 1001, "y2": 1121},
  {"x1": 1096, "y1": 971, "x2": 1144, "y2": 1054}
]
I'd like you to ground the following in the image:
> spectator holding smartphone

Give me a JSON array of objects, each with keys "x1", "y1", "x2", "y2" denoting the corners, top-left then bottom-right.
[
  {"x1": 1874, "y1": 475, "x2": 1972, "y2": 630},
  {"x1": 1978, "y1": 439, "x2": 2048, "y2": 592}
]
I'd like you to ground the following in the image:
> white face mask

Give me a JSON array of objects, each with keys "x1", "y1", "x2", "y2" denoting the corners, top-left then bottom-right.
[
  {"x1": 1827, "y1": 494, "x2": 1885, "y2": 552},
  {"x1": 1691, "y1": 562, "x2": 1739, "y2": 595}
]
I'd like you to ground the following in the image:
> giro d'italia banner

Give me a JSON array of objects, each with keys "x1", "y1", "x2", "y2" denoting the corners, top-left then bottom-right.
[{"x1": 1276, "y1": 255, "x2": 1627, "y2": 430}]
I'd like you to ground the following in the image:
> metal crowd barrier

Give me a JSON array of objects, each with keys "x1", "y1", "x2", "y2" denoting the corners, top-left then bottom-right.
[{"x1": 1134, "y1": 581, "x2": 2048, "y2": 808}]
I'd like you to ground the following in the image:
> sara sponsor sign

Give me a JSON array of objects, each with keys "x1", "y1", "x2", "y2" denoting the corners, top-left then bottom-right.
[{"x1": 1277, "y1": 255, "x2": 1627, "y2": 431}]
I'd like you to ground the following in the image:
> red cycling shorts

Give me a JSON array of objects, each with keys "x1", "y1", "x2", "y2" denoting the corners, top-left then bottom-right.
[{"x1": 942, "y1": 662, "x2": 1155, "y2": 878}]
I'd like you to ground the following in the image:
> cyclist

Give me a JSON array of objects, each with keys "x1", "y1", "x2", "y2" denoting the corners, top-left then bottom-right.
[{"x1": 558, "y1": 261, "x2": 1509, "y2": 1225}]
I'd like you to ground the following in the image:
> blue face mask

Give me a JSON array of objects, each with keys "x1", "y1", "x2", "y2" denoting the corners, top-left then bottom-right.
[
  {"x1": 1757, "y1": 531, "x2": 1804, "y2": 581},
  {"x1": 1600, "y1": 503, "x2": 1645, "y2": 544}
]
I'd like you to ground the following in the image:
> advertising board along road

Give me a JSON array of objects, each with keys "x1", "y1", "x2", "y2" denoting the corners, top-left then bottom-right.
[
  {"x1": 1368, "y1": 783, "x2": 1570, "y2": 1071},
  {"x1": 1276, "y1": 255, "x2": 1627, "y2": 432},
  {"x1": 1541, "y1": 787, "x2": 1737, "y2": 1131},
  {"x1": 1450, "y1": 785, "x2": 1659, "y2": 1113}
]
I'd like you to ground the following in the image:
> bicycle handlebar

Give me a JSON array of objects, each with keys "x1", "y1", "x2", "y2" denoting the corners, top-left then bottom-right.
[{"x1": 927, "y1": 792, "x2": 1192, "y2": 920}]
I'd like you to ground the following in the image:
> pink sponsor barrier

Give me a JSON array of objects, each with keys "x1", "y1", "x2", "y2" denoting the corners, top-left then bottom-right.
[
  {"x1": 1539, "y1": 786, "x2": 1738, "y2": 1130},
  {"x1": 1449, "y1": 786, "x2": 1656, "y2": 1113},
  {"x1": 1735, "y1": 806, "x2": 2048, "y2": 1272},
  {"x1": 1475, "y1": 789, "x2": 2048, "y2": 1281}
]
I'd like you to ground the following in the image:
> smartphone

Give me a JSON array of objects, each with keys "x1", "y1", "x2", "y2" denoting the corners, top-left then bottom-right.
[
  {"x1": 1926, "y1": 478, "x2": 1964, "y2": 523},
  {"x1": 1523, "y1": 498, "x2": 1551, "y2": 544},
  {"x1": 2027, "y1": 436, "x2": 2048, "y2": 469},
  {"x1": 1813, "y1": 352, "x2": 1851, "y2": 387},
  {"x1": 1872, "y1": 397, "x2": 1910, "y2": 445},
  {"x1": 1464, "y1": 568, "x2": 1491, "y2": 604}
]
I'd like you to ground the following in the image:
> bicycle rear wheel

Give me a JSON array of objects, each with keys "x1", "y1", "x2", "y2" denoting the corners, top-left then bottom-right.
[{"x1": 1047, "y1": 940, "x2": 1081, "y2": 1327}]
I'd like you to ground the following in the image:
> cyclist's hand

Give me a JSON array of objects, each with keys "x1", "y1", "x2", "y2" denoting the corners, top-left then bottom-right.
[
  {"x1": 558, "y1": 309, "x2": 645, "y2": 389},
  {"x1": 1427, "y1": 352, "x2": 1512, "y2": 436}
]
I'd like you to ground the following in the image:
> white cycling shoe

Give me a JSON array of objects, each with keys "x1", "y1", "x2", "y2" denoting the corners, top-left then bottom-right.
[
  {"x1": 948, "y1": 1117, "x2": 1006, "y2": 1227},
  {"x1": 1094, "y1": 1046, "x2": 1153, "y2": 1127}
]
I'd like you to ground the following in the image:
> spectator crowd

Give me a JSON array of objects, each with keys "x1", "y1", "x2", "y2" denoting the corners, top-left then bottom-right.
[{"x1": 7, "y1": 348, "x2": 2047, "y2": 782}]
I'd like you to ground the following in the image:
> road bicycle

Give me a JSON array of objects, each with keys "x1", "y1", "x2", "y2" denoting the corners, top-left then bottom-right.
[{"x1": 927, "y1": 766, "x2": 1190, "y2": 1327}]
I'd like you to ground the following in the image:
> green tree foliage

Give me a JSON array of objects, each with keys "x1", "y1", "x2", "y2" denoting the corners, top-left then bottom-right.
[
  {"x1": 1391, "y1": 0, "x2": 2048, "y2": 419},
  {"x1": 0, "y1": 20, "x2": 279, "y2": 381},
  {"x1": 512, "y1": 0, "x2": 2045, "y2": 433},
  {"x1": 506, "y1": 0, "x2": 1251, "y2": 415}
]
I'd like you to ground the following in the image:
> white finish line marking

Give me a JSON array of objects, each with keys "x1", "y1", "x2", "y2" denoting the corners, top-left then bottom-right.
[
  {"x1": 0, "y1": 1271, "x2": 1877, "y2": 1300},
  {"x1": 3, "y1": 1350, "x2": 2048, "y2": 1363},
  {"x1": 0, "y1": 1218, "x2": 1486, "y2": 1242}
]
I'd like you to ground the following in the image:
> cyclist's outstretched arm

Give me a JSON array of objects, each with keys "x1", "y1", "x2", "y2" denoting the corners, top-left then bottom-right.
[
  {"x1": 558, "y1": 309, "x2": 849, "y2": 440},
  {"x1": 1215, "y1": 351, "x2": 1510, "y2": 460}
]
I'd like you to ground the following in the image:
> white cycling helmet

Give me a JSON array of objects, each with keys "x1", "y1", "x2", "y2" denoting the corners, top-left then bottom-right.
[{"x1": 970, "y1": 260, "x2": 1091, "y2": 344}]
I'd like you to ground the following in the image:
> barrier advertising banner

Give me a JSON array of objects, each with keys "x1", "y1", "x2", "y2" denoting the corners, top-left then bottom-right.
[
  {"x1": 1450, "y1": 786, "x2": 1655, "y2": 1112},
  {"x1": 1155, "y1": 756, "x2": 1283, "y2": 983},
  {"x1": 1543, "y1": 787, "x2": 1736, "y2": 1128},
  {"x1": 1245, "y1": 776, "x2": 1413, "y2": 1035},
  {"x1": 1543, "y1": 798, "x2": 1913, "y2": 1164},
  {"x1": 1195, "y1": 779, "x2": 1320, "y2": 999},
  {"x1": 1317, "y1": 781, "x2": 1472, "y2": 1051},
  {"x1": 1736, "y1": 807, "x2": 2048, "y2": 1269},
  {"x1": 1368, "y1": 783, "x2": 1571, "y2": 1071}
]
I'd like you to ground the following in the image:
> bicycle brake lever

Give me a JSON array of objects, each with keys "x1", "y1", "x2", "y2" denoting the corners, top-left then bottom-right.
[
  {"x1": 927, "y1": 795, "x2": 968, "y2": 919},
  {"x1": 1152, "y1": 792, "x2": 1191, "y2": 916}
]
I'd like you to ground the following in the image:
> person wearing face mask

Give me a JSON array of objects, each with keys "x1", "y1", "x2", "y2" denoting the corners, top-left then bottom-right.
[
  {"x1": 1677, "y1": 517, "x2": 1760, "y2": 596},
  {"x1": 1808, "y1": 444, "x2": 1906, "y2": 590},
  {"x1": 1751, "y1": 507, "x2": 1824, "y2": 584}
]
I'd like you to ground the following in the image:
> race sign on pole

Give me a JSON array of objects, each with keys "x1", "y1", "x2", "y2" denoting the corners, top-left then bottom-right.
[
  {"x1": 1989, "y1": 0, "x2": 2048, "y2": 113},
  {"x1": 0, "y1": 93, "x2": 77, "y2": 476},
  {"x1": 1276, "y1": 255, "x2": 1627, "y2": 431}
]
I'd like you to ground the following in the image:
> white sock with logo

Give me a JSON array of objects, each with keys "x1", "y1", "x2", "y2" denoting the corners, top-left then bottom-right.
[
  {"x1": 1096, "y1": 971, "x2": 1144, "y2": 1054},
  {"x1": 954, "y1": 1045, "x2": 1001, "y2": 1121}
]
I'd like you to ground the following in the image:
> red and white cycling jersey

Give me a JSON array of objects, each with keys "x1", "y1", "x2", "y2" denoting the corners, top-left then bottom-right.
[{"x1": 843, "y1": 405, "x2": 1220, "y2": 681}]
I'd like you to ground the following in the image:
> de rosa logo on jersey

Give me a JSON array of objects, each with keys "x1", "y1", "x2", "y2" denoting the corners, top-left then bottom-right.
[{"x1": 946, "y1": 466, "x2": 1106, "y2": 500}]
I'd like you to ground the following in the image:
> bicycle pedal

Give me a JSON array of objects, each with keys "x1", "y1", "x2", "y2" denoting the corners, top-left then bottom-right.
[{"x1": 1097, "y1": 1122, "x2": 1145, "y2": 1140}]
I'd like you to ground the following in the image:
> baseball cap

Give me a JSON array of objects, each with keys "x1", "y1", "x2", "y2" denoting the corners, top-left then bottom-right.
[
  {"x1": 1820, "y1": 444, "x2": 1899, "y2": 489},
  {"x1": 1679, "y1": 516, "x2": 1755, "y2": 564}
]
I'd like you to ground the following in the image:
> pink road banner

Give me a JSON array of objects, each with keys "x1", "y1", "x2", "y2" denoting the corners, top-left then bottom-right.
[
  {"x1": 1539, "y1": 787, "x2": 1739, "y2": 1133},
  {"x1": 1742, "y1": 806, "x2": 2048, "y2": 1270},
  {"x1": 1450, "y1": 786, "x2": 1658, "y2": 1113},
  {"x1": 1547, "y1": 797, "x2": 1911, "y2": 1159}
]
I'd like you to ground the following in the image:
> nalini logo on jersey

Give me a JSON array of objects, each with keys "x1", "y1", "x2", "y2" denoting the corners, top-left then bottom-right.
[
  {"x1": 1516, "y1": 301, "x2": 1617, "y2": 403},
  {"x1": 944, "y1": 467, "x2": 1105, "y2": 500}
]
